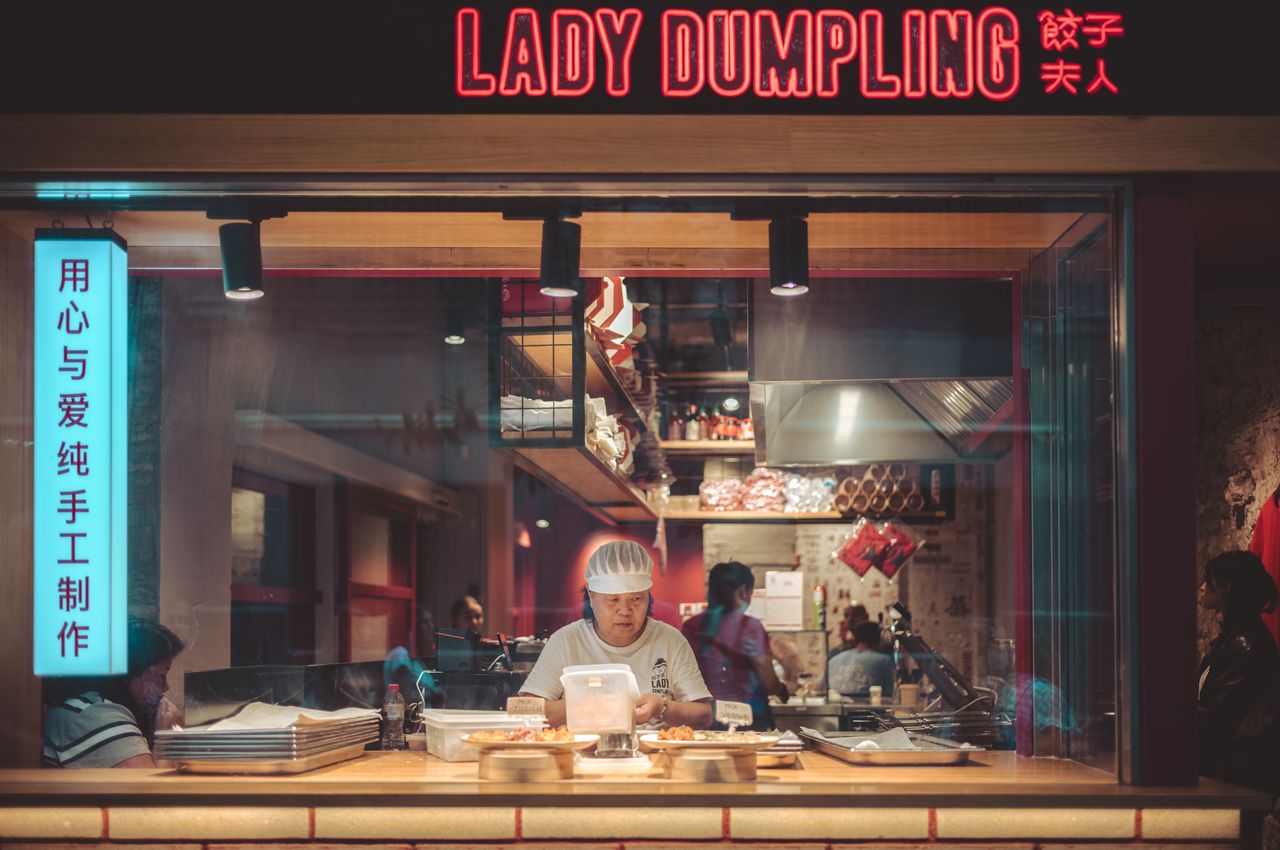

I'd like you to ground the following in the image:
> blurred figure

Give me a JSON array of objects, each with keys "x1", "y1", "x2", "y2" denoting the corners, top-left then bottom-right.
[
  {"x1": 43, "y1": 620, "x2": 185, "y2": 768},
  {"x1": 1197, "y1": 550, "x2": 1280, "y2": 793},
  {"x1": 828, "y1": 604, "x2": 870, "y2": 659},
  {"x1": 682, "y1": 562, "x2": 785, "y2": 730},
  {"x1": 827, "y1": 622, "x2": 895, "y2": 699},
  {"x1": 450, "y1": 595, "x2": 484, "y2": 632}
]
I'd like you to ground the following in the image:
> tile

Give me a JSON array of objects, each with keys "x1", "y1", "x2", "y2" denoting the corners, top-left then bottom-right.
[
  {"x1": 521, "y1": 807, "x2": 721, "y2": 840},
  {"x1": 0, "y1": 809, "x2": 102, "y2": 840},
  {"x1": 5, "y1": 845, "x2": 200, "y2": 850},
  {"x1": 1043, "y1": 844, "x2": 1236, "y2": 850},
  {"x1": 835, "y1": 846, "x2": 1033, "y2": 850},
  {"x1": 731, "y1": 807, "x2": 929, "y2": 840},
  {"x1": 107, "y1": 807, "x2": 309, "y2": 841},
  {"x1": 1141, "y1": 808, "x2": 1240, "y2": 841},
  {"x1": 935, "y1": 807, "x2": 1135, "y2": 840},
  {"x1": 314, "y1": 807, "x2": 515, "y2": 841},
  {"x1": 211, "y1": 846, "x2": 411, "y2": 850}
]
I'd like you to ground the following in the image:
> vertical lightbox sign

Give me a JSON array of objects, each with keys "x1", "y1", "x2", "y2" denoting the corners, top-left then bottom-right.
[{"x1": 33, "y1": 228, "x2": 128, "y2": 676}]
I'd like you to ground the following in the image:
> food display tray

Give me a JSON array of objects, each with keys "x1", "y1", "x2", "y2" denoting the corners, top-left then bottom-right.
[{"x1": 799, "y1": 730, "x2": 975, "y2": 766}]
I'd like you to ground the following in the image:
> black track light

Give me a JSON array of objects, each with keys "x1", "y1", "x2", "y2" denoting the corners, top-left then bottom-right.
[
  {"x1": 769, "y1": 215, "x2": 809, "y2": 297},
  {"x1": 220, "y1": 221, "x2": 264, "y2": 301},
  {"x1": 539, "y1": 218, "x2": 582, "y2": 298}
]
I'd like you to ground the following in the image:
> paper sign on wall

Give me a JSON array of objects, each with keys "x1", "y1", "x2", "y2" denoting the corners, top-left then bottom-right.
[
  {"x1": 33, "y1": 229, "x2": 129, "y2": 676},
  {"x1": 764, "y1": 570, "x2": 804, "y2": 630}
]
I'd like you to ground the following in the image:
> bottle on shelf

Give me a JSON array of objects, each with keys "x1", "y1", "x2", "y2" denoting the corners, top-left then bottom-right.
[
  {"x1": 697, "y1": 404, "x2": 710, "y2": 441},
  {"x1": 740, "y1": 417, "x2": 754, "y2": 442},
  {"x1": 381, "y1": 683, "x2": 406, "y2": 751},
  {"x1": 684, "y1": 403, "x2": 701, "y2": 441}
]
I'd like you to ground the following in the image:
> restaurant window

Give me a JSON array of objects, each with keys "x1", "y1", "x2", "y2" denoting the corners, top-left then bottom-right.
[{"x1": 17, "y1": 188, "x2": 1128, "y2": 772}]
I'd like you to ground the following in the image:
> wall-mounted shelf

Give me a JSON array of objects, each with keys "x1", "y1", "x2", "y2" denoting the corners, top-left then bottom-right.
[
  {"x1": 660, "y1": 439, "x2": 755, "y2": 455},
  {"x1": 507, "y1": 329, "x2": 648, "y2": 429},
  {"x1": 659, "y1": 510, "x2": 842, "y2": 523},
  {"x1": 510, "y1": 443, "x2": 656, "y2": 525},
  {"x1": 493, "y1": 291, "x2": 656, "y2": 526}
]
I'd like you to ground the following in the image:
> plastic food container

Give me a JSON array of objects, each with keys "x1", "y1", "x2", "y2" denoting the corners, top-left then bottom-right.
[
  {"x1": 560, "y1": 663, "x2": 639, "y2": 734},
  {"x1": 420, "y1": 709, "x2": 542, "y2": 762}
]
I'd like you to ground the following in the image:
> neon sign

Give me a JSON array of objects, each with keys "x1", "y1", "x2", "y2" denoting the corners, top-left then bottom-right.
[
  {"x1": 455, "y1": 5, "x2": 1121, "y2": 101},
  {"x1": 33, "y1": 229, "x2": 129, "y2": 677}
]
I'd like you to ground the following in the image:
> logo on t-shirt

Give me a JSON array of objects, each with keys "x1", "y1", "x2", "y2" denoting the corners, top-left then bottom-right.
[{"x1": 651, "y1": 657, "x2": 670, "y2": 696}]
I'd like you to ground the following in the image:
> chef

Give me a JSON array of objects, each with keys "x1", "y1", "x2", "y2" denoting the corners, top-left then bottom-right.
[{"x1": 520, "y1": 540, "x2": 712, "y2": 729}]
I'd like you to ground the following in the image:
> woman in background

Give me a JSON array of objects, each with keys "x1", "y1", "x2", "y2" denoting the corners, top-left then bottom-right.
[
  {"x1": 1197, "y1": 549, "x2": 1279, "y2": 794},
  {"x1": 682, "y1": 561, "x2": 785, "y2": 730},
  {"x1": 43, "y1": 619, "x2": 185, "y2": 768}
]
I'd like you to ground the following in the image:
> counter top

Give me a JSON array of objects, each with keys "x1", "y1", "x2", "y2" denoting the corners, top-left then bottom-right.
[{"x1": 0, "y1": 750, "x2": 1269, "y2": 810}]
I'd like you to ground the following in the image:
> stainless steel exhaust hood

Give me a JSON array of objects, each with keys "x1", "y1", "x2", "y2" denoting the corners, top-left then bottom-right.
[
  {"x1": 749, "y1": 278, "x2": 1014, "y2": 466},
  {"x1": 750, "y1": 378, "x2": 1013, "y2": 466}
]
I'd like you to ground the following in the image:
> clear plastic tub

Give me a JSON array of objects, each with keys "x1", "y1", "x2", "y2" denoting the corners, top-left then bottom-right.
[
  {"x1": 420, "y1": 709, "x2": 542, "y2": 762},
  {"x1": 560, "y1": 663, "x2": 639, "y2": 734}
]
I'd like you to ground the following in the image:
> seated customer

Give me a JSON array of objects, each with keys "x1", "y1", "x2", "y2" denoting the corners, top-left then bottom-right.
[
  {"x1": 43, "y1": 619, "x2": 185, "y2": 768},
  {"x1": 450, "y1": 595, "x2": 485, "y2": 632},
  {"x1": 827, "y1": 621, "x2": 895, "y2": 699}
]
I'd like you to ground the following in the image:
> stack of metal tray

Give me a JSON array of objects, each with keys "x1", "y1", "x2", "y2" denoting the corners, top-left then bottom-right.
[{"x1": 155, "y1": 715, "x2": 380, "y2": 774}]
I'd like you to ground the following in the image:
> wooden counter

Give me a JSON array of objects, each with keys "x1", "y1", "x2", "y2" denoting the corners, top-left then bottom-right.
[
  {"x1": 0, "y1": 752, "x2": 1269, "y2": 848},
  {"x1": 0, "y1": 750, "x2": 1267, "y2": 808}
]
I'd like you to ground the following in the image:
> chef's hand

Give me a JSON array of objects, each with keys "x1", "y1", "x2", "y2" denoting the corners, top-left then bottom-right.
[{"x1": 634, "y1": 694, "x2": 665, "y2": 725}]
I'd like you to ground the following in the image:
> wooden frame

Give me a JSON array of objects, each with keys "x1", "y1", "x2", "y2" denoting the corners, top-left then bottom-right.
[{"x1": 337, "y1": 482, "x2": 419, "y2": 662}]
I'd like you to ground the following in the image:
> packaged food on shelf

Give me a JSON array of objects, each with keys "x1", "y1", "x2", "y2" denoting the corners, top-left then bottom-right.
[
  {"x1": 499, "y1": 395, "x2": 574, "y2": 432},
  {"x1": 785, "y1": 475, "x2": 837, "y2": 513},
  {"x1": 699, "y1": 478, "x2": 744, "y2": 512},
  {"x1": 742, "y1": 467, "x2": 787, "y2": 512}
]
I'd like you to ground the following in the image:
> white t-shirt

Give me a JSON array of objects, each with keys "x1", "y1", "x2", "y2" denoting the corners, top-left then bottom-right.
[{"x1": 521, "y1": 618, "x2": 712, "y2": 706}]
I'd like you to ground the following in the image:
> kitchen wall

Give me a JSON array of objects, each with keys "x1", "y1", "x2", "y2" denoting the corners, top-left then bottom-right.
[{"x1": 1193, "y1": 314, "x2": 1280, "y2": 656}]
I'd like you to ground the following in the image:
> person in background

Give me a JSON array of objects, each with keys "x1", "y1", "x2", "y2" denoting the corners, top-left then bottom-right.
[
  {"x1": 1197, "y1": 550, "x2": 1280, "y2": 794},
  {"x1": 520, "y1": 540, "x2": 712, "y2": 729},
  {"x1": 449, "y1": 595, "x2": 484, "y2": 632},
  {"x1": 43, "y1": 619, "x2": 185, "y2": 768},
  {"x1": 828, "y1": 604, "x2": 870, "y2": 659},
  {"x1": 681, "y1": 562, "x2": 786, "y2": 730},
  {"x1": 827, "y1": 621, "x2": 896, "y2": 700}
]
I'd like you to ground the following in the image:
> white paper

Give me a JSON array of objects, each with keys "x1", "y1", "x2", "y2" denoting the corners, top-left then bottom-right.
[
  {"x1": 204, "y1": 702, "x2": 380, "y2": 731},
  {"x1": 764, "y1": 570, "x2": 804, "y2": 630}
]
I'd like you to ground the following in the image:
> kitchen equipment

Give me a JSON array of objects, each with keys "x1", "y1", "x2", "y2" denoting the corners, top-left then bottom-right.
[
  {"x1": 662, "y1": 748, "x2": 757, "y2": 781},
  {"x1": 420, "y1": 709, "x2": 544, "y2": 762},
  {"x1": 560, "y1": 663, "x2": 639, "y2": 758}
]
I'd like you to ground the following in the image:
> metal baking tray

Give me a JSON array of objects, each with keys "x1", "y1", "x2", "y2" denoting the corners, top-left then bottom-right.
[
  {"x1": 798, "y1": 729, "x2": 975, "y2": 766},
  {"x1": 171, "y1": 742, "x2": 368, "y2": 775},
  {"x1": 156, "y1": 732, "x2": 377, "y2": 759},
  {"x1": 157, "y1": 719, "x2": 378, "y2": 742}
]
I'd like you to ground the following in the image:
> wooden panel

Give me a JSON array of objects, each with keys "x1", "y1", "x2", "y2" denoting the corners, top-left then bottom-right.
[
  {"x1": 0, "y1": 115, "x2": 1278, "y2": 174},
  {"x1": 0, "y1": 210, "x2": 1077, "y2": 252},
  {"x1": 511, "y1": 445, "x2": 654, "y2": 521},
  {"x1": 120, "y1": 246, "x2": 1035, "y2": 274},
  {"x1": 0, "y1": 225, "x2": 39, "y2": 767}
]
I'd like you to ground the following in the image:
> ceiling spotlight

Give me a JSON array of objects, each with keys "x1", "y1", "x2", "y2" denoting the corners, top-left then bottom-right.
[
  {"x1": 535, "y1": 518, "x2": 551, "y2": 529},
  {"x1": 539, "y1": 218, "x2": 582, "y2": 298},
  {"x1": 220, "y1": 221, "x2": 265, "y2": 301},
  {"x1": 769, "y1": 215, "x2": 809, "y2": 297},
  {"x1": 721, "y1": 396, "x2": 741, "y2": 413},
  {"x1": 444, "y1": 302, "x2": 466, "y2": 345}
]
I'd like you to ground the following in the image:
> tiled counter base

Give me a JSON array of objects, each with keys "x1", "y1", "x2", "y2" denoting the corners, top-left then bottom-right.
[{"x1": 0, "y1": 804, "x2": 1247, "y2": 849}]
